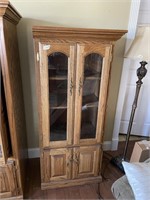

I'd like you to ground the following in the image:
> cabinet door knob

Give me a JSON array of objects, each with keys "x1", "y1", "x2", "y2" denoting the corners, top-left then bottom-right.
[{"x1": 73, "y1": 152, "x2": 80, "y2": 165}]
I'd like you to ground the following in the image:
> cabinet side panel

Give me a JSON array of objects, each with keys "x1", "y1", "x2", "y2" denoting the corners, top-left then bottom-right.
[{"x1": 0, "y1": 18, "x2": 28, "y2": 194}]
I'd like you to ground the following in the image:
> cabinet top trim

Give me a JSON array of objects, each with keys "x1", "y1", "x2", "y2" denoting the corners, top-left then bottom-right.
[
  {"x1": 32, "y1": 26, "x2": 127, "y2": 42},
  {"x1": 0, "y1": 0, "x2": 21, "y2": 24}
]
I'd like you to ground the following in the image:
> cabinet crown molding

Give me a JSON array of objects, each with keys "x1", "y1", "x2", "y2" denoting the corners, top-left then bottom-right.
[
  {"x1": 0, "y1": 0, "x2": 21, "y2": 24},
  {"x1": 32, "y1": 26, "x2": 127, "y2": 42}
]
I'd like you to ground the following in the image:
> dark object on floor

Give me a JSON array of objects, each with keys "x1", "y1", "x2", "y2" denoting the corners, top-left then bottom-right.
[{"x1": 110, "y1": 156, "x2": 125, "y2": 173}]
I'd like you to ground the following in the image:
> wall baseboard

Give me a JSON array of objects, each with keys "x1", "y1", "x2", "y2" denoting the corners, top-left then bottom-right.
[
  {"x1": 28, "y1": 141, "x2": 115, "y2": 158},
  {"x1": 28, "y1": 148, "x2": 40, "y2": 158},
  {"x1": 102, "y1": 141, "x2": 112, "y2": 151}
]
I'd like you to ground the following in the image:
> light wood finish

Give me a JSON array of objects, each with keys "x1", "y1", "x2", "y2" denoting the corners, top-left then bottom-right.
[
  {"x1": 19, "y1": 140, "x2": 137, "y2": 199},
  {"x1": 96, "y1": 46, "x2": 113, "y2": 143},
  {"x1": 33, "y1": 26, "x2": 126, "y2": 189},
  {"x1": 33, "y1": 26, "x2": 127, "y2": 42},
  {"x1": 42, "y1": 176, "x2": 102, "y2": 190},
  {"x1": 72, "y1": 145, "x2": 100, "y2": 179},
  {"x1": 0, "y1": 159, "x2": 19, "y2": 199},
  {"x1": 0, "y1": 1, "x2": 27, "y2": 199},
  {"x1": 74, "y1": 43, "x2": 112, "y2": 145},
  {"x1": 39, "y1": 42, "x2": 76, "y2": 148},
  {"x1": 43, "y1": 148, "x2": 72, "y2": 183}
]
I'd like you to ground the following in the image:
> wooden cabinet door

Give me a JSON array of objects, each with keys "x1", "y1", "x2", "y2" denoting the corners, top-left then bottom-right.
[
  {"x1": 72, "y1": 145, "x2": 101, "y2": 179},
  {"x1": 0, "y1": 161, "x2": 18, "y2": 199},
  {"x1": 38, "y1": 42, "x2": 76, "y2": 148},
  {"x1": 74, "y1": 43, "x2": 112, "y2": 145},
  {"x1": 42, "y1": 148, "x2": 72, "y2": 182}
]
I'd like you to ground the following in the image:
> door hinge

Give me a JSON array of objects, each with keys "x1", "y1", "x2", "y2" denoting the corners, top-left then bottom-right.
[{"x1": 37, "y1": 52, "x2": 40, "y2": 62}]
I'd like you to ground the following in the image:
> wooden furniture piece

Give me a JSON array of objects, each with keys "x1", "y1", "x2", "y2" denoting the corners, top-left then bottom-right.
[
  {"x1": 0, "y1": 1, "x2": 28, "y2": 199},
  {"x1": 32, "y1": 26, "x2": 127, "y2": 190}
]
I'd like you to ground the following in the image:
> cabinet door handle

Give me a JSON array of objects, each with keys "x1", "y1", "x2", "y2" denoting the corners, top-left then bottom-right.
[
  {"x1": 70, "y1": 78, "x2": 73, "y2": 96},
  {"x1": 78, "y1": 77, "x2": 83, "y2": 96},
  {"x1": 73, "y1": 153, "x2": 80, "y2": 165},
  {"x1": 67, "y1": 155, "x2": 73, "y2": 166}
]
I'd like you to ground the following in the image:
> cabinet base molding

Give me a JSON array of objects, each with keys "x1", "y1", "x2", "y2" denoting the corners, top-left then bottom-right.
[
  {"x1": 0, "y1": 195, "x2": 23, "y2": 200},
  {"x1": 41, "y1": 176, "x2": 102, "y2": 190}
]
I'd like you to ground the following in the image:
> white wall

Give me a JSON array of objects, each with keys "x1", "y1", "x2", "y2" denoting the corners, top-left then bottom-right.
[
  {"x1": 119, "y1": 0, "x2": 150, "y2": 136},
  {"x1": 112, "y1": 0, "x2": 150, "y2": 150},
  {"x1": 10, "y1": 0, "x2": 131, "y2": 148}
]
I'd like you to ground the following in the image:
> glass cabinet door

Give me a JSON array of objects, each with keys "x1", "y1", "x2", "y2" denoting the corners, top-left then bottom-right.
[
  {"x1": 48, "y1": 53, "x2": 68, "y2": 142},
  {"x1": 74, "y1": 44, "x2": 112, "y2": 145},
  {"x1": 39, "y1": 43, "x2": 75, "y2": 147}
]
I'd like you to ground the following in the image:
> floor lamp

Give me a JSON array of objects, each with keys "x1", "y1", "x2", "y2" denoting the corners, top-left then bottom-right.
[{"x1": 111, "y1": 25, "x2": 150, "y2": 171}]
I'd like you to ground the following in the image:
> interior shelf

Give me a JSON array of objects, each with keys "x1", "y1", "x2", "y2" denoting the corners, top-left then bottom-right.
[
  {"x1": 49, "y1": 76, "x2": 67, "y2": 80},
  {"x1": 82, "y1": 94, "x2": 98, "y2": 107},
  {"x1": 50, "y1": 94, "x2": 67, "y2": 109},
  {"x1": 49, "y1": 68, "x2": 67, "y2": 76},
  {"x1": 50, "y1": 120, "x2": 67, "y2": 141},
  {"x1": 84, "y1": 68, "x2": 101, "y2": 80}
]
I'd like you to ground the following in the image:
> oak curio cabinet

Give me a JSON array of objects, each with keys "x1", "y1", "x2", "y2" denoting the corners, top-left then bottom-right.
[
  {"x1": 0, "y1": 1, "x2": 27, "y2": 199},
  {"x1": 32, "y1": 26, "x2": 126, "y2": 189}
]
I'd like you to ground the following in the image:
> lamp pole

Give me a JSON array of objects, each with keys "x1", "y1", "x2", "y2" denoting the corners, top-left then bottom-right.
[{"x1": 122, "y1": 61, "x2": 148, "y2": 160}]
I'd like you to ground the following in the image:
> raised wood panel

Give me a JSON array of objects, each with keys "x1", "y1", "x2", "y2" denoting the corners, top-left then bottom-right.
[
  {"x1": 0, "y1": 161, "x2": 18, "y2": 198},
  {"x1": 0, "y1": 166, "x2": 10, "y2": 193},
  {"x1": 51, "y1": 154, "x2": 66, "y2": 177},
  {"x1": 43, "y1": 148, "x2": 72, "y2": 182},
  {"x1": 79, "y1": 152, "x2": 93, "y2": 173},
  {"x1": 72, "y1": 145, "x2": 101, "y2": 179}
]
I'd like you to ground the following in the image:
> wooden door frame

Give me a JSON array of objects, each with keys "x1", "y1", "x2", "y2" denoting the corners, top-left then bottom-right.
[
  {"x1": 38, "y1": 42, "x2": 76, "y2": 148},
  {"x1": 112, "y1": 0, "x2": 141, "y2": 150},
  {"x1": 74, "y1": 43, "x2": 112, "y2": 146}
]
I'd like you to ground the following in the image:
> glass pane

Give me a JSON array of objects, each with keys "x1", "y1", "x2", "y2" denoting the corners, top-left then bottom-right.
[
  {"x1": 48, "y1": 52, "x2": 68, "y2": 78},
  {"x1": 80, "y1": 53, "x2": 103, "y2": 139},
  {"x1": 84, "y1": 53, "x2": 102, "y2": 78},
  {"x1": 50, "y1": 109, "x2": 67, "y2": 141},
  {"x1": 49, "y1": 80, "x2": 67, "y2": 108},
  {"x1": 48, "y1": 52, "x2": 68, "y2": 142},
  {"x1": 80, "y1": 107, "x2": 98, "y2": 139}
]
